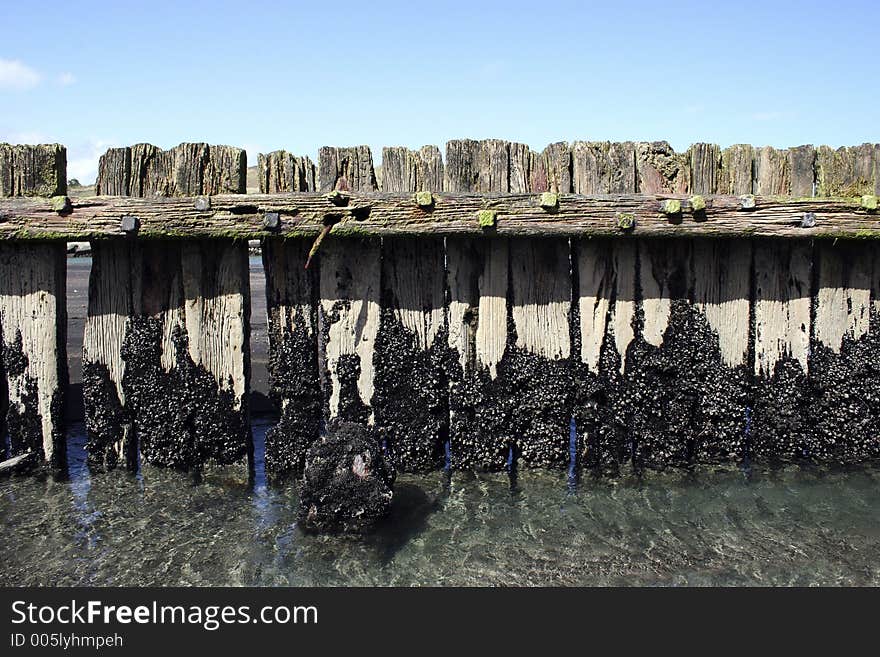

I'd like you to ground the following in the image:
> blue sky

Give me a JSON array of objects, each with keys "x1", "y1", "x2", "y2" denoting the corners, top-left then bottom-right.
[{"x1": 2, "y1": 0, "x2": 878, "y2": 182}]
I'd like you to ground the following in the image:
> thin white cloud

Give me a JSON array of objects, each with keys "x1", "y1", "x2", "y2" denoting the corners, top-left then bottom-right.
[
  {"x1": 58, "y1": 72, "x2": 76, "y2": 86},
  {"x1": 67, "y1": 139, "x2": 117, "y2": 185},
  {"x1": 0, "y1": 59, "x2": 42, "y2": 90}
]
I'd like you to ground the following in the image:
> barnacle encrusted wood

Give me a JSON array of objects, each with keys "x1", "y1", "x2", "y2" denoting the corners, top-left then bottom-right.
[
  {"x1": 85, "y1": 142, "x2": 251, "y2": 472},
  {"x1": 0, "y1": 143, "x2": 68, "y2": 469}
]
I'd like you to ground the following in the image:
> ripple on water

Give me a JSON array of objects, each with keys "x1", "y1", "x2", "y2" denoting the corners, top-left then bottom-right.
[{"x1": 1, "y1": 421, "x2": 879, "y2": 586}]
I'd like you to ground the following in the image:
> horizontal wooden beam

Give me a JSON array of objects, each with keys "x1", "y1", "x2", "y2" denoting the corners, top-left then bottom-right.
[{"x1": 0, "y1": 192, "x2": 878, "y2": 240}]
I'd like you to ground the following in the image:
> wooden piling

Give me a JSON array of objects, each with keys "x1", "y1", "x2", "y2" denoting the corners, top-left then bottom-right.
[
  {"x1": 0, "y1": 143, "x2": 68, "y2": 468},
  {"x1": 87, "y1": 143, "x2": 251, "y2": 472}
]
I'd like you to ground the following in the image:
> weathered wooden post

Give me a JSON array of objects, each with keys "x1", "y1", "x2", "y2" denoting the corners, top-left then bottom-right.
[
  {"x1": 0, "y1": 143, "x2": 68, "y2": 468},
  {"x1": 445, "y1": 139, "x2": 577, "y2": 469},
  {"x1": 806, "y1": 146, "x2": 880, "y2": 462},
  {"x1": 86, "y1": 143, "x2": 251, "y2": 472},
  {"x1": 258, "y1": 151, "x2": 320, "y2": 478},
  {"x1": 314, "y1": 146, "x2": 382, "y2": 446}
]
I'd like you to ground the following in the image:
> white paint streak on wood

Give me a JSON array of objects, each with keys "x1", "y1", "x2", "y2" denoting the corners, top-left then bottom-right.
[
  {"x1": 693, "y1": 239, "x2": 752, "y2": 368},
  {"x1": 475, "y1": 238, "x2": 508, "y2": 378},
  {"x1": 510, "y1": 238, "x2": 570, "y2": 360},
  {"x1": 754, "y1": 241, "x2": 812, "y2": 376},
  {"x1": 814, "y1": 242, "x2": 871, "y2": 352},
  {"x1": 0, "y1": 243, "x2": 65, "y2": 463},
  {"x1": 319, "y1": 238, "x2": 381, "y2": 421},
  {"x1": 383, "y1": 238, "x2": 445, "y2": 350},
  {"x1": 612, "y1": 241, "x2": 636, "y2": 373}
]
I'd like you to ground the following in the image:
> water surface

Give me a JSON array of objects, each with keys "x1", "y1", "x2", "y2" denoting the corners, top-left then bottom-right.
[{"x1": 2, "y1": 420, "x2": 878, "y2": 586}]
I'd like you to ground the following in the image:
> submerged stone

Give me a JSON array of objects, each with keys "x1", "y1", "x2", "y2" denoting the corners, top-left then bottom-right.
[{"x1": 298, "y1": 420, "x2": 395, "y2": 534}]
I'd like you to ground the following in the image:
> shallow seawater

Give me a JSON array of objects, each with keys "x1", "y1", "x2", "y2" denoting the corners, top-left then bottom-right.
[{"x1": 1, "y1": 420, "x2": 879, "y2": 586}]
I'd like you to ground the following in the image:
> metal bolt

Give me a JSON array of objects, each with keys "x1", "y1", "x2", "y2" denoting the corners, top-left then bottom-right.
[
  {"x1": 120, "y1": 215, "x2": 140, "y2": 234},
  {"x1": 50, "y1": 196, "x2": 72, "y2": 214},
  {"x1": 477, "y1": 209, "x2": 497, "y2": 229},
  {"x1": 263, "y1": 211, "x2": 281, "y2": 231},
  {"x1": 801, "y1": 212, "x2": 816, "y2": 228},
  {"x1": 688, "y1": 195, "x2": 706, "y2": 213},
  {"x1": 415, "y1": 191, "x2": 434, "y2": 209},
  {"x1": 617, "y1": 212, "x2": 636, "y2": 231},
  {"x1": 739, "y1": 195, "x2": 756, "y2": 210},
  {"x1": 194, "y1": 196, "x2": 211, "y2": 211},
  {"x1": 539, "y1": 192, "x2": 559, "y2": 211},
  {"x1": 659, "y1": 199, "x2": 682, "y2": 216}
]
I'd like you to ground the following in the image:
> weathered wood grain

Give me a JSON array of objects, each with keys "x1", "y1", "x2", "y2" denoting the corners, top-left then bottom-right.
[
  {"x1": 2, "y1": 192, "x2": 879, "y2": 239},
  {"x1": 692, "y1": 239, "x2": 752, "y2": 369},
  {"x1": 88, "y1": 142, "x2": 251, "y2": 472},
  {"x1": 445, "y1": 139, "x2": 512, "y2": 192},
  {"x1": 318, "y1": 237, "x2": 381, "y2": 424},
  {"x1": 96, "y1": 143, "x2": 246, "y2": 197},
  {"x1": 788, "y1": 145, "x2": 816, "y2": 197},
  {"x1": 380, "y1": 145, "x2": 444, "y2": 192},
  {"x1": 753, "y1": 241, "x2": 812, "y2": 377},
  {"x1": 258, "y1": 151, "x2": 316, "y2": 193},
  {"x1": 813, "y1": 242, "x2": 871, "y2": 352},
  {"x1": 688, "y1": 143, "x2": 721, "y2": 195},
  {"x1": 636, "y1": 141, "x2": 689, "y2": 193},
  {"x1": 754, "y1": 146, "x2": 790, "y2": 196},
  {"x1": 719, "y1": 144, "x2": 754, "y2": 195},
  {"x1": 82, "y1": 241, "x2": 134, "y2": 469},
  {"x1": 817, "y1": 144, "x2": 878, "y2": 196},
  {"x1": 0, "y1": 144, "x2": 67, "y2": 469},
  {"x1": 262, "y1": 237, "x2": 320, "y2": 477},
  {"x1": 0, "y1": 243, "x2": 67, "y2": 467},
  {"x1": 572, "y1": 141, "x2": 636, "y2": 194},
  {"x1": 0, "y1": 144, "x2": 66, "y2": 197},
  {"x1": 373, "y1": 237, "x2": 448, "y2": 471},
  {"x1": 529, "y1": 142, "x2": 571, "y2": 193},
  {"x1": 445, "y1": 236, "x2": 511, "y2": 469},
  {"x1": 318, "y1": 146, "x2": 377, "y2": 192}
]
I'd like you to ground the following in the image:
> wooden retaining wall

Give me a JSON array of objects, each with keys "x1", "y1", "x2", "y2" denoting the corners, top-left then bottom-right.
[{"x1": 2, "y1": 138, "x2": 880, "y2": 478}]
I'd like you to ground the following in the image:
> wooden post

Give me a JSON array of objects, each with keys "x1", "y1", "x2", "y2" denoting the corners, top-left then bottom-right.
[
  {"x1": 373, "y1": 236, "x2": 448, "y2": 471},
  {"x1": 257, "y1": 150, "x2": 320, "y2": 479},
  {"x1": 257, "y1": 150, "x2": 316, "y2": 193},
  {"x1": 528, "y1": 142, "x2": 571, "y2": 193},
  {"x1": 719, "y1": 144, "x2": 754, "y2": 195},
  {"x1": 86, "y1": 143, "x2": 251, "y2": 472},
  {"x1": 572, "y1": 141, "x2": 636, "y2": 194},
  {"x1": 318, "y1": 146, "x2": 378, "y2": 192},
  {"x1": 807, "y1": 241, "x2": 879, "y2": 462},
  {"x1": 0, "y1": 143, "x2": 68, "y2": 468},
  {"x1": 318, "y1": 237, "x2": 381, "y2": 425},
  {"x1": 636, "y1": 141, "x2": 690, "y2": 193},
  {"x1": 750, "y1": 240, "x2": 812, "y2": 461},
  {"x1": 261, "y1": 238, "x2": 321, "y2": 478},
  {"x1": 380, "y1": 146, "x2": 443, "y2": 192}
]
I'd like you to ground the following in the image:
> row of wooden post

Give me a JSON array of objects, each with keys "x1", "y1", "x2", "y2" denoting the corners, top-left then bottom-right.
[{"x1": 2, "y1": 140, "x2": 880, "y2": 478}]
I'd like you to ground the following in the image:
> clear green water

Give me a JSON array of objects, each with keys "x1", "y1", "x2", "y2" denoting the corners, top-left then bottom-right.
[{"x1": 1, "y1": 420, "x2": 878, "y2": 586}]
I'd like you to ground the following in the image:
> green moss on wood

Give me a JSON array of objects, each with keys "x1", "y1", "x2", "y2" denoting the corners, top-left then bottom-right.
[
  {"x1": 660, "y1": 199, "x2": 681, "y2": 215},
  {"x1": 477, "y1": 209, "x2": 497, "y2": 228},
  {"x1": 414, "y1": 191, "x2": 434, "y2": 208},
  {"x1": 688, "y1": 195, "x2": 706, "y2": 212},
  {"x1": 539, "y1": 192, "x2": 559, "y2": 210}
]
